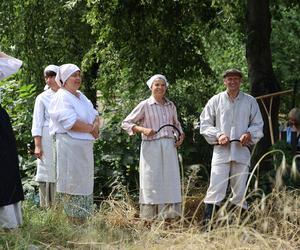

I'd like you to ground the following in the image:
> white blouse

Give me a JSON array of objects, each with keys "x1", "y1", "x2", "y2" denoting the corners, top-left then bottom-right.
[
  {"x1": 49, "y1": 88, "x2": 98, "y2": 140},
  {"x1": 31, "y1": 89, "x2": 56, "y2": 137},
  {"x1": 0, "y1": 57, "x2": 22, "y2": 81}
]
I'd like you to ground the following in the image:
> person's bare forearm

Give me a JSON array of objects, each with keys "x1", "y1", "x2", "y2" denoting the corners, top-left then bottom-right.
[
  {"x1": 132, "y1": 125, "x2": 156, "y2": 136},
  {"x1": 71, "y1": 120, "x2": 93, "y2": 133},
  {"x1": 34, "y1": 136, "x2": 42, "y2": 147},
  {"x1": 33, "y1": 136, "x2": 43, "y2": 158},
  {"x1": 93, "y1": 116, "x2": 100, "y2": 127}
]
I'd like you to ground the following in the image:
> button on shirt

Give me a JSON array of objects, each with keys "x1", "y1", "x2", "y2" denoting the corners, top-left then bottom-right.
[
  {"x1": 31, "y1": 89, "x2": 56, "y2": 137},
  {"x1": 121, "y1": 96, "x2": 183, "y2": 140},
  {"x1": 49, "y1": 88, "x2": 98, "y2": 141},
  {"x1": 200, "y1": 91, "x2": 264, "y2": 164}
]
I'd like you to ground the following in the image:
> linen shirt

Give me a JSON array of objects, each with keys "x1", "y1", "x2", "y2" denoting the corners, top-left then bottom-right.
[
  {"x1": 200, "y1": 91, "x2": 264, "y2": 164},
  {"x1": 31, "y1": 88, "x2": 56, "y2": 136},
  {"x1": 121, "y1": 96, "x2": 183, "y2": 141},
  {"x1": 49, "y1": 88, "x2": 98, "y2": 140}
]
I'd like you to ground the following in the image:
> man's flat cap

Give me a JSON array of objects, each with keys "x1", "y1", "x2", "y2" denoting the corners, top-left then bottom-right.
[{"x1": 223, "y1": 68, "x2": 243, "y2": 78}]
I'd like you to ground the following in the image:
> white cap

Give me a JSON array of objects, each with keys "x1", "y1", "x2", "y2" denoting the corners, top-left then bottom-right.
[
  {"x1": 55, "y1": 64, "x2": 80, "y2": 87},
  {"x1": 146, "y1": 74, "x2": 169, "y2": 89}
]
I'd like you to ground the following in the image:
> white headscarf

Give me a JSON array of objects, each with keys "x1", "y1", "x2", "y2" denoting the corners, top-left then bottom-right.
[
  {"x1": 55, "y1": 63, "x2": 80, "y2": 87},
  {"x1": 146, "y1": 74, "x2": 169, "y2": 89},
  {"x1": 44, "y1": 64, "x2": 59, "y2": 76}
]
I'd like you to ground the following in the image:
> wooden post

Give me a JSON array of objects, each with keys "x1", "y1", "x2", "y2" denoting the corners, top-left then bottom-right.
[{"x1": 256, "y1": 89, "x2": 293, "y2": 145}]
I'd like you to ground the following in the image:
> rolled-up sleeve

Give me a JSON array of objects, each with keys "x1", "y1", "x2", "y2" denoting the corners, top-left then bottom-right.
[{"x1": 121, "y1": 101, "x2": 145, "y2": 135}]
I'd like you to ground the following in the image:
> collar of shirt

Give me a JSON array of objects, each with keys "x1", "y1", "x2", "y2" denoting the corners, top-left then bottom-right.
[
  {"x1": 148, "y1": 95, "x2": 171, "y2": 106},
  {"x1": 225, "y1": 91, "x2": 243, "y2": 102}
]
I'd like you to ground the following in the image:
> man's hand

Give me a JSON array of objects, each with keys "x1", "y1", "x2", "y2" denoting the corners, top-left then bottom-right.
[
  {"x1": 240, "y1": 132, "x2": 251, "y2": 146},
  {"x1": 218, "y1": 134, "x2": 230, "y2": 145}
]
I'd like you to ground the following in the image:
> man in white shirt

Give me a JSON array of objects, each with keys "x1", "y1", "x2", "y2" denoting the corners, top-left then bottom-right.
[{"x1": 200, "y1": 69, "x2": 264, "y2": 225}]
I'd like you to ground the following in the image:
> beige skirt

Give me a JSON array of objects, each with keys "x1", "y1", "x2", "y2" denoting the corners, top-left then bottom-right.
[
  {"x1": 38, "y1": 182, "x2": 56, "y2": 208},
  {"x1": 140, "y1": 203, "x2": 181, "y2": 219}
]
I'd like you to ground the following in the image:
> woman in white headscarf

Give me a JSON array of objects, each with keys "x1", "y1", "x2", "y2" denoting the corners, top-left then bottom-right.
[
  {"x1": 0, "y1": 52, "x2": 24, "y2": 229},
  {"x1": 31, "y1": 64, "x2": 60, "y2": 208},
  {"x1": 49, "y1": 63, "x2": 99, "y2": 223},
  {"x1": 121, "y1": 74, "x2": 185, "y2": 220}
]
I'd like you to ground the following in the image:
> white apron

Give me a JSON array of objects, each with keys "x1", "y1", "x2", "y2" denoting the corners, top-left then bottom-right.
[
  {"x1": 35, "y1": 127, "x2": 56, "y2": 182},
  {"x1": 139, "y1": 138, "x2": 181, "y2": 204},
  {"x1": 56, "y1": 134, "x2": 94, "y2": 196}
]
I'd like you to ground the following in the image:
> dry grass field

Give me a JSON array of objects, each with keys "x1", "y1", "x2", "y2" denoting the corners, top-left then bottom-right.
[{"x1": 1, "y1": 153, "x2": 300, "y2": 249}]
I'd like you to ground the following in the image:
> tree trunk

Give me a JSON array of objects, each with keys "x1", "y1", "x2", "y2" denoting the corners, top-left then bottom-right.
[{"x1": 246, "y1": 0, "x2": 281, "y2": 161}]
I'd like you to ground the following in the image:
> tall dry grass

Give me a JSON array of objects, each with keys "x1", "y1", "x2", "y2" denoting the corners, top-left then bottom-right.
[
  {"x1": 1, "y1": 190, "x2": 300, "y2": 249},
  {"x1": 1, "y1": 153, "x2": 300, "y2": 249}
]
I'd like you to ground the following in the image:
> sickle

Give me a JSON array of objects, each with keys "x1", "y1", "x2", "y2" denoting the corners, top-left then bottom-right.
[
  {"x1": 156, "y1": 124, "x2": 181, "y2": 141},
  {"x1": 213, "y1": 139, "x2": 251, "y2": 152}
]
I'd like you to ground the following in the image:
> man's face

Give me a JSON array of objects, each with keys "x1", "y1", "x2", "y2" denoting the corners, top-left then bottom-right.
[{"x1": 223, "y1": 74, "x2": 242, "y2": 93}]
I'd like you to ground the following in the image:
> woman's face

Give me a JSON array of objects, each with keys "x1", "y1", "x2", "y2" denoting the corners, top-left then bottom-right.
[
  {"x1": 151, "y1": 79, "x2": 166, "y2": 99},
  {"x1": 45, "y1": 75, "x2": 59, "y2": 90},
  {"x1": 64, "y1": 71, "x2": 81, "y2": 92}
]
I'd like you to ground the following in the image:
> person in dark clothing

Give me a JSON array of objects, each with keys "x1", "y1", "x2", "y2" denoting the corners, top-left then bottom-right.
[{"x1": 0, "y1": 52, "x2": 24, "y2": 229}]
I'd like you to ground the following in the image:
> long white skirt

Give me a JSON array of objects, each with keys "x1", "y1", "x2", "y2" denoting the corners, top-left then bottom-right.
[
  {"x1": 35, "y1": 127, "x2": 56, "y2": 182},
  {"x1": 139, "y1": 138, "x2": 182, "y2": 219},
  {"x1": 56, "y1": 134, "x2": 94, "y2": 195},
  {"x1": 139, "y1": 138, "x2": 181, "y2": 213},
  {"x1": 0, "y1": 202, "x2": 22, "y2": 229}
]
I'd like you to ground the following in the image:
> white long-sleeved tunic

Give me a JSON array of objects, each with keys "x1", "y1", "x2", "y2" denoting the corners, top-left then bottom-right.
[
  {"x1": 31, "y1": 89, "x2": 56, "y2": 136},
  {"x1": 200, "y1": 91, "x2": 264, "y2": 165},
  {"x1": 48, "y1": 88, "x2": 98, "y2": 140}
]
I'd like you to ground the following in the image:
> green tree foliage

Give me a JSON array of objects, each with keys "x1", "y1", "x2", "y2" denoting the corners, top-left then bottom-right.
[
  {"x1": 271, "y1": 4, "x2": 300, "y2": 111},
  {"x1": 0, "y1": 0, "x2": 94, "y2": 91},
  {"x1": 0, "y1": 0, "x2": 299, "y2": 197}
]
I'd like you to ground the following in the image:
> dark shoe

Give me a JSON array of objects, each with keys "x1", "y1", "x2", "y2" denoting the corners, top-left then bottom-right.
[{"x1": 201, "y1": 203, "x2": 219, "y2": 229}]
